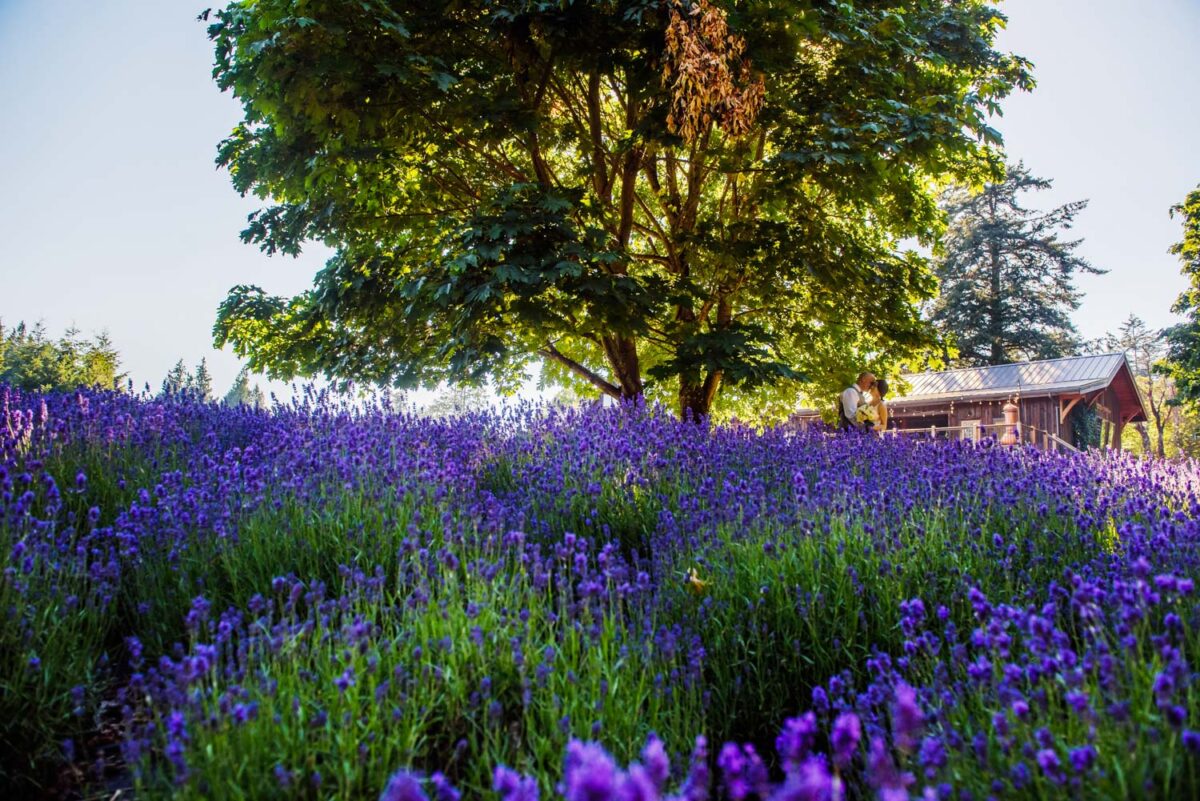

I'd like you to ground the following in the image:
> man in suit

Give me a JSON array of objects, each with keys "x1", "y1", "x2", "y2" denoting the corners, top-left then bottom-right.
[{"x1": 838, "y1": 372, "x2": 875, "y2": 432}]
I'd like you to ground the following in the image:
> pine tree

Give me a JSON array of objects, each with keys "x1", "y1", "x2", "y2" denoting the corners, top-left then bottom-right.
[
  {"x1": 223, "y1": 367, "x2": 249, "y2": 406},
  {"x1": 223, "y1": 367, "x2": 267, "y2": 409},
  {"x1": 161, "y1": 360, "x2": 191, "y2": 396},
  {"x1": 929, "y1": 163, "x2": 1105, "y2": 366},
  {"x1": 0, "y1": 320, "x2": 125, "y2": 392},
  {"x1": 191, "y1": 358, "x2": 214, "y2": 401},
  {"x1": 223, "y1": 367, "x2": 254, "y2": 406},
  {"x1": 80, "y1": 331, "x2": 124, "y2": 389}
]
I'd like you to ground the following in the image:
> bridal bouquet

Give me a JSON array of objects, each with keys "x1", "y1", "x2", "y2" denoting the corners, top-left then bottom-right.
[{"x1": 856, "y1": 403, "x2": 879, "y2": 426}]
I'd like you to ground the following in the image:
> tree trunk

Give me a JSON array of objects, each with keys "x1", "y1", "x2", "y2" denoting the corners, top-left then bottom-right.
[
  {"x1": 601, "y1": 334, "x2": 643, "y2": 401},
  {"x1": 1135, "y1": 422, "x2": 1152, "y2": 455},
  {"x1": 988, "y1": 240, "x2": 1004, "y2": 365},
  {"x1": 1148, "y1": 388, "x2": 1167, "y2": 458},
  {"x1": 678, "y1": 370, "x2": 722, "y2": 421}
]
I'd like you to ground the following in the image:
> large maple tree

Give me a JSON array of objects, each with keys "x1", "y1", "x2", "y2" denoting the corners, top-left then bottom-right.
[{"x1": 208, "y1": 0, "x2": 1031, "y2": 418}]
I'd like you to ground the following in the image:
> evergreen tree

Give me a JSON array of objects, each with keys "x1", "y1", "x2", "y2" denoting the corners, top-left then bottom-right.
[
  {"x1": 223, "y1": 366, "x2": 267, "y2": 409},
  {"x1": 191, "y1": 358, "x2": 214, "y2": 401},
  {"x1": 248, "y1": 384, "x2": 266, "y2": 410},
  {"x1": 80, "y1": 331, "x2": 123, "y2": 388},
  {"x1": 0, "y1": 320, "x2": 125, "y2": 392},
  {"x1": 223, "y1": 367, "x2": 252, "y2": 407},
  {"x1": 1164, "y1": 183, "x2": 1200, "y2": 406},
  {"x1": 929, "y1": 163, "x2": 1104, "y2": 366},
  {"x1": 161, "y1": 360, "x2": 191, "y2": 396}
]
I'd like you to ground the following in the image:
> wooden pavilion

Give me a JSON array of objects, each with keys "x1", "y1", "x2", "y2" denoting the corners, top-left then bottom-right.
[{"x1": 795, "y1": 353, "x2": 1149, "y2": 451}]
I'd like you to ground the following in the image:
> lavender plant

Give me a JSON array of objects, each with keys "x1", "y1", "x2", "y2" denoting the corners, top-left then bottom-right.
[{"x1": 3, "y1": 385, "x2": 1199, "y2": 800}]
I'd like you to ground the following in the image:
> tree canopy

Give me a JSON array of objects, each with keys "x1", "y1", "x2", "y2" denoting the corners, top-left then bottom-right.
[
  {"x1": 1164, "y1": 183, "x2": 1200, "y2": 407},
  {"x1": 161, "y1": 357, "x2": 217, "y2": 401},
  {"x1": 207, "y1": 0, "x2": 1032, "y2": 418},
  {"x1": 0, "y1": 321, "x2": 124, "y2": 393},
  {"x1": 223, "y1": 366, "x2": 267, "y2": 408},
  {"x1": 1103, "y1": 314, "x2": 1173, "y2": 458},
  {"x1": 927, "y1": 162, "x2": 1102, "y2": 367}
]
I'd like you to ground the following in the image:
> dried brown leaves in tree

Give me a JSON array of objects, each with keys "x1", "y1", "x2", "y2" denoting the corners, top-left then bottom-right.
[{"x1": 662, "y1": 0, "x2": 765, "y2": 143}]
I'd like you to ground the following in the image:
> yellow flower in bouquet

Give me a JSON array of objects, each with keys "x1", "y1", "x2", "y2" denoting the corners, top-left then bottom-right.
[{"x1": 855, "y1": 404, "x2": 879, "y2": 425}]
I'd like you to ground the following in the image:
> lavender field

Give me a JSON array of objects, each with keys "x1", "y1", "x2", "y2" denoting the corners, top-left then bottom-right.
[{"x1": 3, "y1": 386, "x2": 1199, "y2": 800}]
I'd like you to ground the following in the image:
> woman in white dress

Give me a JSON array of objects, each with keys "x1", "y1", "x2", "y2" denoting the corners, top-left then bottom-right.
[{"x1": 869, "y1": 378, "x2": 890, "y2": 433}]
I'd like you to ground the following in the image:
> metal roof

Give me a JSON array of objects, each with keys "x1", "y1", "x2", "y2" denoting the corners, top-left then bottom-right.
[{"x1": 896, "y1": 353, "x2": 1131, "y2": 403}]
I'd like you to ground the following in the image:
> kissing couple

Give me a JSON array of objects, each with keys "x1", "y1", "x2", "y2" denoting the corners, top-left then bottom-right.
[{"x1": 838, "y1": 371, "x2": 889, "y2": 433}]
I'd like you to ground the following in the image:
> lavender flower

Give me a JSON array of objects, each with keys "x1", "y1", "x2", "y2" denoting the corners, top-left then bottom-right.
[
  {"x1": 379, "y1": 770, "x2": 428, "y2": 801},
  {"x1": 830, "y1": 713, "x2": 861, "y2": 768}
]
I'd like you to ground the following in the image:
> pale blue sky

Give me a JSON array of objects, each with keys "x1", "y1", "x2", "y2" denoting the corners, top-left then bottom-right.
[{"x1": 1, "y1": 0, "x2": 1198, "y2": 395}]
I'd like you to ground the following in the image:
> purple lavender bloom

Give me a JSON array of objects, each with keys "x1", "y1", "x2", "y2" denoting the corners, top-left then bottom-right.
[
  {"x1": 380, "y1": 770, "x2": 428, "y2": 801},
  {"x1": 772, "y1": 756, "x2": 842, "y2": 801},
  {"x1": 640, "y1": 734, "x2": 670, "y2": 790},
  {"x1": 830, "y1": 712, "x2": 861, "y2": 768},
  {"x1": 777, "y1": 712, "x2": 819, "y2": 769},
  {"x1": 1068, "y1": 745, "x2": 1097, "y2": 774},
  {"x1": 430, "y1": 772, "x2": 459, "y2": 801},
  {"x1": 563, "y1": 741, "x2": 618, "y2": 801},
  {"x1": 680, "y1": 736, "x2": 709, "y2": 801},
  {"x1": 231, "y1": 702, "x2": 257, "y2": 725},
  {"x1": 494, "y1": 766, "x2": 540, "y2": 801},
  {"x1": 1153, "y1": 671, "x2": 1175, "y2": 700},
  {"x1": 1065, "y1": 690, "x2": 1089, "y2": 714},
  {"x1": 866, "y1": 736, "x2": 914, "y2": 801},
  {"x1": 717, "y1": 743, "x2": 767, "y2": 801},
  {"x1": 812, "y1": 687, "x2": 830, "y2": 714},
  {"x1": 1035, "y1": 749, "x2": 1065, "y2": 786},
  {"x1": 892, "y1": 683, "x2": 923, "y2": 753}
]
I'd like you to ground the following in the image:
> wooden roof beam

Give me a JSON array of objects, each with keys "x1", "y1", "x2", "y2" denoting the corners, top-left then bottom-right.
[{"x1": 1059, "y1": 394, "x2": 1083, "y2": 424}]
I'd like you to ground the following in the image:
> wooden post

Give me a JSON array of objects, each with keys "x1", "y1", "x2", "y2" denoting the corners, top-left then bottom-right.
[
  {"x1": 1112, "y1": 416, "x2": 1124, "y2": 453},
  {"x1": 1000, "y1": 401, "x2": 1020, "y2": 446}
]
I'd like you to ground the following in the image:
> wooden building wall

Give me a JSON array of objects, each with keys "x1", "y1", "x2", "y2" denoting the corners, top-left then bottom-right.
[
  {"x1": 870, "y1": 360, "x2": 1145, "y2": 451},
  {"x1": 889, "y1": 395, "x2": 1065, "y2": 443},
  {"x1": 1015, "y1": 397, "x2": 1063, "y2": 443}
]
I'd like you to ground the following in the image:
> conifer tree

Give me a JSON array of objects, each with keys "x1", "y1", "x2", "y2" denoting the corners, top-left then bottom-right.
[
  {"x1": 223, "y1": 366, "x2": 267, "y2": 409},
  {"x1": 161, "y1": 360, "x2": 191, "y2": 396},
  {"x1": 0, "y1": 320, "x2": 124, "y2": 392},
  {"x1": 248, "y1": 384, "x2": 266, "y2": 410},
  {"x1": 929, "y1": 163, "x2": 1104, "y2": 366},
  {"x1": 191, "y1": 358, "x2": 214, "y2": 401},
  {"x1": 223, "y1": 367, "x2": 251, "y2": 407}
]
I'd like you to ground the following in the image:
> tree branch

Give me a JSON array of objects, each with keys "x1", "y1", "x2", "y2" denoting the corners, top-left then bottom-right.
[
  {"x1": 539, "y1": 342, "x2": 621, "y2": 399},
  {"x1": 587, "y1": 71, "x2": 611, "y2": 202}
]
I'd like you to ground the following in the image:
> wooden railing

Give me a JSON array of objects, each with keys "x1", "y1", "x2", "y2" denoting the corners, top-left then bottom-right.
[{"x1": 885, "y1": 421, "x2": 1078, "y2": 453}]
